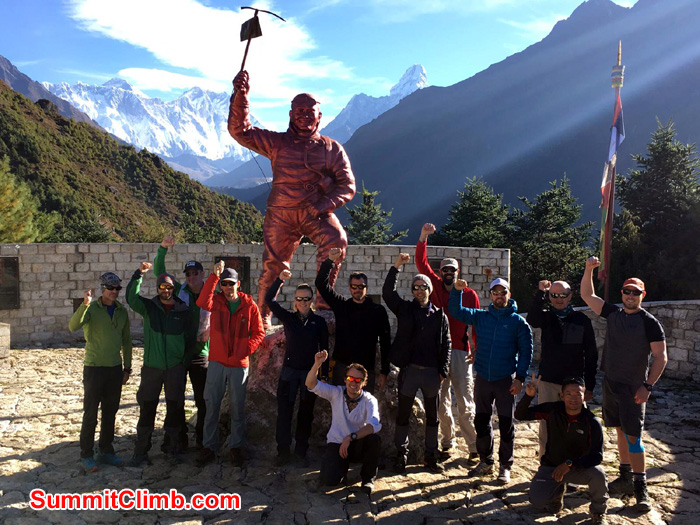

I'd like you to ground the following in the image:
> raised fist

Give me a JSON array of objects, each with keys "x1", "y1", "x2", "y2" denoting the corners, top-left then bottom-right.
[
  {"x1": 233, "y1": 70, "x2": 249, "y2": 94},
  {"x1": 140, "y1": 262, "x2": 153, "y2": 273},
  {"x1": 538, "y1": 280, "x2": 551, "y2": 292},
  {"x1": 394, "y1": 253, "x2": 410, "y2": 268},
  {"x1": 280, "y1": 269, "x2": 292, "y2": 281},
  {"x1": 161, "y1": 235, "x2": 176, "y2": 249},
  {"x1": 420, "y1": 223, "x2": 436, "y2": 241},
  {"x1": 83, "y1": 290, "x2": 92, "y2": 306},
  {"x1": 454, "y1": 279, "x2": 467, "y2": 291},
  {"x1": 586, "y1": 256, "x2": 601, "y2": 270},
  {"x1": 213, "y1": 260, "x2": 225, "y2": 277},
  {"x1": 329, "y1": 247, "x2": 343, "y2": 262}
]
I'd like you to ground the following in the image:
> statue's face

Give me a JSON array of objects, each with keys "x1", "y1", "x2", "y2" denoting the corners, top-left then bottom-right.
[{"x1": 289, "y1": 104, "x2": 321, "y2": 133}]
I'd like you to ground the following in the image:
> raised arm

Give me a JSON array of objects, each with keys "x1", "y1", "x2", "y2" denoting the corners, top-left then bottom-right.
[
  {"x1": 382, "y1": 253, "x2": 410, "y2": 314},
  {"x1": 69, "y1": 290, "x2": 92, "y2": 331},
  {"x1": 306, "y1": 350, "x2": 328, "y2": 391},
  {"x1": 154, "y1": 236, "x2": 182, "y2": 294},
  {"x1": 527, "y1": 281, "x2": 550, "y2": 328},
  {"x1": 580, "y1": 257, "x2": 604, "y2": 315},
  {"x1": 196, "y1": 261, "x2": 223, "y2": 312},
  {"x1": 315, "y1": 249, "x2": 346, "y2": 309},
  {"x1": 227, "y1": 70, "x2": 277, "y2": 157},
  {"x1": 265, "y1": 271, "x2": 293, "y2": 323},
  {"x1": 415, "y1": 223, "x2": 441, "y2": 288},
  {"x1": 126, "y1": 262, "x2": 151, "y2": 316},
  {"x1": 448, "y1": 281, "x2": 479, "y2": 325}
]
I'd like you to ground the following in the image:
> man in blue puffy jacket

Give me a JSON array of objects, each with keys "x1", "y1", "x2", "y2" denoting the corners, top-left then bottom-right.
[{"x1": 449, "y1": 277, "x2": 533, "y2": 485}]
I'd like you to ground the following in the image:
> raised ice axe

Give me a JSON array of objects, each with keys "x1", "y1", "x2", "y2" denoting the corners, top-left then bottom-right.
[{"x1": 238, "y1": 6, "x2": 286, "y2": 72}]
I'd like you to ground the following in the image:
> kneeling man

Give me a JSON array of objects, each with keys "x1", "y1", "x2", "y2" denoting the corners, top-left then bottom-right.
[
  {"x1": 306, "y1": 350, "x2": 381, "y2": 495},
  {"x1": 516, "y1": 375, "x2": 607, "y2": 523}
]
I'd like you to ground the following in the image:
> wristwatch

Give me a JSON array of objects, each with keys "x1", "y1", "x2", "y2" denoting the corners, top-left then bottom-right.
[
  {"x1": 642, "y1": 381, "x2": 653, "y2": 392},
  {"x1": 565, "y1": 460, "x2": 573, "y2": 468},
  {"x1": 350, "y1": 432, "x2": 358, "y2": 441}
]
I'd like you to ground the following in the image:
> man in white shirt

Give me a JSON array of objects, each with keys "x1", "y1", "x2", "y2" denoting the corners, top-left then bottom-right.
[{"x1": 306, "y1": 350, "x2": 382, "y2": 495}]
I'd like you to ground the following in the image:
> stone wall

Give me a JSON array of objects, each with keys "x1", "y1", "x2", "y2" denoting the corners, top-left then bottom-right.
[
  {"x1": 0, "y1": 323, "x2": 9, "y2": 359},
  {"x1": 0, "y1": 243, "x2": 509, "y2": 346},
  {"x1": 528, "y1": 300, "x2": 700, "y2": 382}
]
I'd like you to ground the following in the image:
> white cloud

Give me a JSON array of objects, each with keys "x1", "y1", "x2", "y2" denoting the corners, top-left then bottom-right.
[
  {"x1": 498, "y1": 14, "x2": 567, "y2": 42},
  {"x1": 67, "y1": 0, "x2": 353, "y2": 102},
  {"x1": 117, "y1": 68, "x2": 229, "y2": 93}
]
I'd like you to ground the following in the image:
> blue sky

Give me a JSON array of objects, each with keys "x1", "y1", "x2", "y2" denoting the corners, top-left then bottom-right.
[{"x1": 1, "y1": 0, "x2": 636, "y2": 129}]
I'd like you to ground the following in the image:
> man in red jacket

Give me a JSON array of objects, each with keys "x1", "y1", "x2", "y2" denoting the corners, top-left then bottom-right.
[
  {"x1": 195, "y1": 261, "x2": 265, "y2": 467},
  {"x1": 416, "y1": 223, "x2": 480, "y2": 464}
]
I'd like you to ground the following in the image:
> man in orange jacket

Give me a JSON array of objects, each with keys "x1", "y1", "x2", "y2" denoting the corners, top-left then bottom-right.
[{"x1": 195, "y1": 261, "x2": 265, "y2": 467}]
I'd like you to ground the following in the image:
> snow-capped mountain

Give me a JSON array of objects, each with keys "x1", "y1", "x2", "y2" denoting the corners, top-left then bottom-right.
[
  {"x1": 321, "y1": 64, "x2": 428, "y2": 143},
  {"x1": 43, "y1": 79, "x2": 263, "y2": 180}
]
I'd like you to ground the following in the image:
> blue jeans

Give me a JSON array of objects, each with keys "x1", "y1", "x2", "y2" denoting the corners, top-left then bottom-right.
[{"x1": 202, "y1": 361, "x2": 249, "y2": 451}]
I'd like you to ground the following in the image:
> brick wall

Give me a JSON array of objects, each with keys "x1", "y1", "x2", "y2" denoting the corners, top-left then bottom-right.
[{"x1": 0, "y1": 243, "x2": 509, "y2": 346}]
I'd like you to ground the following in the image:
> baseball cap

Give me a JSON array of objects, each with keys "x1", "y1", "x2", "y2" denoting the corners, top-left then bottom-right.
[
  {"x1": 440, "y1": 257, "x2": 459, "y2": 270},
  {"x1": 291, "y1": 93, "x2": 321, "y2": 107},
  {"x1": 622, "y1": 278, "x2": 645, "y2": 292},
  {"x1": 183, "y1": 261, "x2": 204, "y2": 273},
  {"x1": 489, "y1": 277, "x2": 510, "y2": 290},
  {"x1": 220, "y1": 268, "x2": 239, "y2": 283}
]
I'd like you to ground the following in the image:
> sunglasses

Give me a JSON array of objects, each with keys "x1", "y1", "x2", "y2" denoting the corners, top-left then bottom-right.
[
  {"x1": 104, "y1": 285, "x2": 122, "y2": 291},
  {"x1": 549, "y1": 292, "x2": 571, "y2": 299},
  {"x1": 295, "y1": 296, "x2": 312, "y2": 302},
  {"x1": 412, "y1": 284, "x2": 429, "y2": 291},
  {"x1": 345, "y1": 376, "x2": 364, "y2": 384},
  {"x1": 158, "y1": 284, "x2": 174, "y2": 291},
  {"x1": 220, "y1": 281, "x2": 236, "y2": 287},
  {"x1": 440, "y1": 267, "x2": 456, "y2": 273},
  {"x1": 185, "y1": 271, "x2": 200, "y2": 277},
  {"x1": 621, "y1": 288, "x2": 643, "y2": 296},
  {"x1": 490, "y1": 290, "x2": 507, "y2": 296},
  {"x1": 349, "y1": 284, "x2": 367, "y2": 290}
]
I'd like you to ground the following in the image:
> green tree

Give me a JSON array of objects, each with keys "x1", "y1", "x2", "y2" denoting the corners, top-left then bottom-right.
[
  {"x1": 346, "y1": 183, "x2": 407, "y2": 245},
  {"x1": 614, "y1": 119, "x2": 700, "y2": 299},
  {"x1": 47, "y1": 211, "x2": 114, "y2": 243},
  {"x1": 431, "y1": 177, "x2": 510, "y2": 247},
  {"x1": 507, "y1": 176, "x2": 593, "y2": 308},
  {"x1": 0, "y1": 156, "x2": 53, "y2": 242}
]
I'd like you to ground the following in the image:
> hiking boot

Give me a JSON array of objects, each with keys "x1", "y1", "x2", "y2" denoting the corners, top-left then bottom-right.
[
  {"x1": 438, "y1": 446, "x2": 452, "y2": 461},
  {"x1": 128, "y1": 454, "x2": 150, "y2": 467},
  {"x1": 80, "y1": 457, "x2": 98, "y2": 473},
  {"x1": 423, "y1": 456, "x2": 445, "y2": 474},
  {"x1": 468, "y1": 461, "x2": 494, "y2": 478},
  {"x1": 393, "y1": 455, "x2": 407, "y2": 474},
  {"x1": 230, "y1": 447, "x2": 245, "y2": 467},
  {"x1": 497, "y1": 465, "x2": 511, "y2": 484},
  {"x1": 634, "y1": 480, "x2": 652, "y2": 512},
  {"x1": 195, "y1": 447, "x2": 216, "y2": 467},
  {"x1": 361, "y1": 481, "x2": 374, "y2": 495},
  {"x1": 608, "y1": 467, "x2": 634, "y2": 495},
  {"x1": 591, "y1": 513, "x2": 606, "y2": 524},
  {"x1": 97, "y1": 453, "x2": 124, "y2": 467}
]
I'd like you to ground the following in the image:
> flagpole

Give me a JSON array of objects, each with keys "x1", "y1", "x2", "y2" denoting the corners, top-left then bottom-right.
[{"x1": 599, "y1": 41, "x2": 625, "y2": 301}]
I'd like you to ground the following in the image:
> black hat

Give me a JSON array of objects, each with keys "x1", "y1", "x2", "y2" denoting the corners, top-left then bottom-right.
[
  {"x1": 220, "y1": 268, "x2": 239, "y2": 283},
  {"x1": 183, "y1": 260, "x2": 204, "y2": 273}
]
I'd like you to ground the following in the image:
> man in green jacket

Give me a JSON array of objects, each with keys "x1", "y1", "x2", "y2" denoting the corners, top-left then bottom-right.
[
  {"x1": 69, "y1": 272, "x2": 132, "y2": 473},
  {"x1": 127, "y1": 261, "x2": 193, "y2": 466},
  {"x1": 155, "y1": 236, "x2": 210, "y2": 449}
]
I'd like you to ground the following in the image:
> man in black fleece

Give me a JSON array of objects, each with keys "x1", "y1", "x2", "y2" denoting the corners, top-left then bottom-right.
[
  {"x1": 266, "y1": 269, "x2": 329, "y2": 465},
  {"x1": 316, "y1": 247, "x2": 391, "y2": 393},
  {"x1": 383, "y1": 252, "x2": 451, "y2": 474},
  {"x1": 527, "y1": 279, "x2": 598, "y2": 456},
  {"x1": 516, "y1": 376, "x2": 607, "y2": 523}
]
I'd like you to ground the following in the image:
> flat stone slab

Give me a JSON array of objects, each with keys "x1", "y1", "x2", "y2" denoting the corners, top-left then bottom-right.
[{"x1": 1, "y1": 347, "x2": 698, "y2": 523}]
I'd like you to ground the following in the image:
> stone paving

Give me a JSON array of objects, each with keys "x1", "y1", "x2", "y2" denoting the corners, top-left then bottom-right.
[{"x1": 1, "y1": 347, "x2": 699, "y2": 524}]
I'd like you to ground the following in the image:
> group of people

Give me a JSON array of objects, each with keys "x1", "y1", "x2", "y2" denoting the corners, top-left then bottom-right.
[{"x1": 68, "y1": 70, "x2": 668, "y2": 522}]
